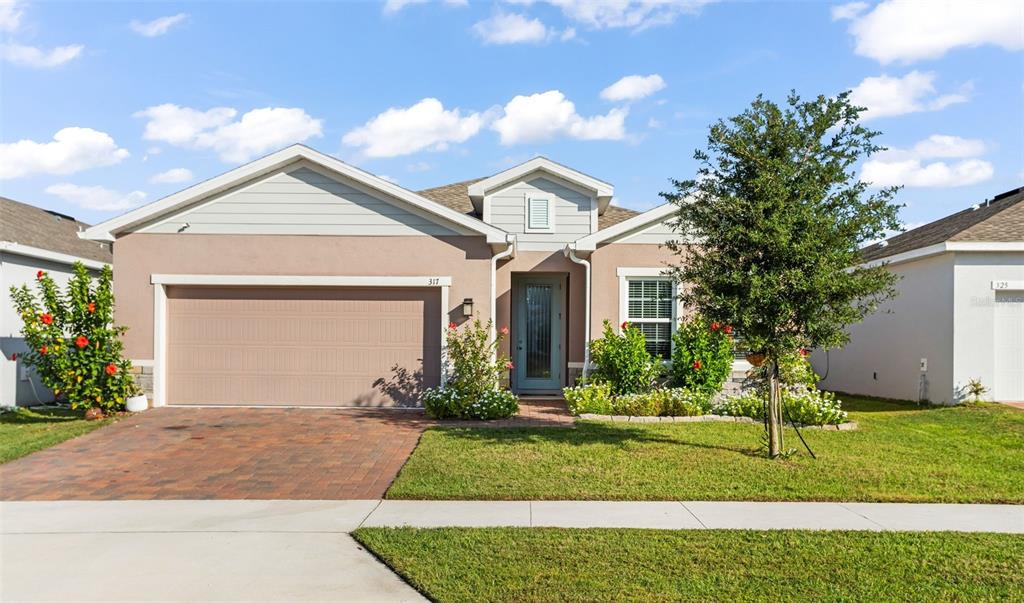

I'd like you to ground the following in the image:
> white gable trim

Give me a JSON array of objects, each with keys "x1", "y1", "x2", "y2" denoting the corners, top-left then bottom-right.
[
  {"x1": 861, "y1": 241, "x2": 1024, "y2": 269},
  {"x1": 81, "y1": 145, "x2": 508, "y2": 244},
  {"x1": 574, "y1": 203, "x2": 678, "y2": 251},
  {"x1": 0, "y1": 241, "x2": 109, "y2": 270},
  {"x1": 468, "y1": 157, "x2": 613, "y2": 213}
]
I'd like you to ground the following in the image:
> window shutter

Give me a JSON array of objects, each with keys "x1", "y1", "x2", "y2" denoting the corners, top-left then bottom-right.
[{"x1": 528, "y1": 198, "x2": 550, "y2": 230}]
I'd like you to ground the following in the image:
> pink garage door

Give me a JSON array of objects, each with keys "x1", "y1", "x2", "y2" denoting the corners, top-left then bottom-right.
[{"x1": 166, "y1": 286, "x2": 440, "y2": 407}]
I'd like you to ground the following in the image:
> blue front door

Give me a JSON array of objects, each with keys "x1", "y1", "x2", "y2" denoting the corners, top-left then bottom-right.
[{"x1": 513, "y1": 275, "x2": 564, "y2": 393}]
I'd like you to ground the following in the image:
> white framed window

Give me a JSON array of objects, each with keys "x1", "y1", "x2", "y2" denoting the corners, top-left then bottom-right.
[
  {"x1": 617, "y1": 268, "x2": 679, "y2": 360},
  {"x1": 525, "y1": 197, "x2": 554, "y2": 232}
]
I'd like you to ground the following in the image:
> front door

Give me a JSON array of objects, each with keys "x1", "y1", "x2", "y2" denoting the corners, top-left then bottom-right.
[{"x1": 513, "y1": 275, "x2": 564, "y2": 393}]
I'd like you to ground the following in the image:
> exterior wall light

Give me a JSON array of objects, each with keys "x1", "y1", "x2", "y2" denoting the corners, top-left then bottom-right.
[{"x1": 462, "y1": 298, "x2": 474, "y2": 317}]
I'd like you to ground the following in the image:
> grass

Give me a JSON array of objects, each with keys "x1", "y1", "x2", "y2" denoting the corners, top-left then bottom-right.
[
  {"x1": 354, "y1": 527, "x2": 1024, "y2": 603},
  {"x1": 388, "y1": 397, "x2": 1024, "y2": 502},
  {"x1": 0, "y1": 406, "x2": 112, "y2": 464}
]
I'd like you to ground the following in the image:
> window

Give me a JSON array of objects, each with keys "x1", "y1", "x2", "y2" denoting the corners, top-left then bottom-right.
[
  {"x1": 526, "y1": 197, "x2": 552, "y2": 231},
  {"x1": 626, "y1": 278, "x2": 674, "y2": 359}
]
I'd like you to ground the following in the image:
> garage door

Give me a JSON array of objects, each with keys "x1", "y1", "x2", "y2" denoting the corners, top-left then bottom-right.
[
  {"x1": 167, "y1": 286, "x2": 440, "y2": 407},
  {"x1": 994, "y1": 291, "x2": 1024, "y2": 402}
]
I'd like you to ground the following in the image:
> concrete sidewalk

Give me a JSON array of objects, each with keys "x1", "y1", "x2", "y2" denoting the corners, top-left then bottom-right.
[{"x1": 3, "y1": 500, "x2": 1021, "y2": 601}]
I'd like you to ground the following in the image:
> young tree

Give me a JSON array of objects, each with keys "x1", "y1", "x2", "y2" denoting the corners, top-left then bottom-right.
[{"x1": 662, "y1": 92, "x2": 901, "y2": 458}]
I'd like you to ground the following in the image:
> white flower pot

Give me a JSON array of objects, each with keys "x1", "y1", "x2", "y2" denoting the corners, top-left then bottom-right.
[{"x1": 126, "y1": 394, "x2": 149, "y2": 413}]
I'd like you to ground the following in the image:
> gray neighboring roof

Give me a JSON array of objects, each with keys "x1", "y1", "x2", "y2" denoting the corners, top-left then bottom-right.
[
  {"x1": 862, "y1": 187, "x2": 1024, "y2": 262},
  {"x1": 417, "y1": 179, "x2": 640, "y2": 230},
  {"x1": 0, "y1": 197, "x2": 112, "y2": 263}
]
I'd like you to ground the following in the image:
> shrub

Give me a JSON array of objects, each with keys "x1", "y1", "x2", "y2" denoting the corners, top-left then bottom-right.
[
  {"x1": 463, "y1": 389, "x2": 519, "y2": 420},
  {"x1": 563, "y1": 383, "x2": 614, "y2": 415},
  {"x1": 9, "y1": 263, "x2": 137, "y2": 413},
  {"x1": 671, "y1": 316, "x2": 735, "y2": 394},
  {"x1": 657, "y1": 388, "x2": 714, "y2": 416},
  {"x1": 611, "y1": 392, "x2": 661, "y2": 416},
  {"x1": 750, "y1": 349, "x2": 818, "y2": 388},
  {"x1": 422, "y1": 319, "x2": 518, "y2": 420},
  {"x1": 714, "y1": 388, "x2": 847, "y2": 425},
  {"x1": 589, "y1": 320, "x2": 661, "y2": 395}
]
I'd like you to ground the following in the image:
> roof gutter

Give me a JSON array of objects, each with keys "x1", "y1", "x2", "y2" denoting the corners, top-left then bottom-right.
[
  {"x1": 490, "y1": 235, "x2": 517, "y2": 356},
  {"x1": 0, "y1": 241, "x2": 110, "y2": 270},
  {"x1": 564, "y1": 243, "x2": 592, "y2": 379},
  {"x1": 860, "y1": 241, "x2": 1024, "y2": 269}
]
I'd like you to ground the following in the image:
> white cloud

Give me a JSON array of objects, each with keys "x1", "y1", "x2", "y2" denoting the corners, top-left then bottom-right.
[
  {"x1": 135, "y1": 104, "x2": 323, "y2": 163},
  {"x1": 407, "y1": 161, "x2": 433, "y2": 172},
  {"x1": 1, "y1": 43, "x2": 82, "y2": 68},
  {"x1": 518, "y1": 0, "x2": 716, "y2": 31},
  {"x1": 150, "y1": 167, "x2": 194, "y2": 184},
  {"x1": 130, "y1": 13, "x2": 188, "y2": 37},
  {"x1": 45, "y1": 183, "x2": 147, "y2": 211},
  {"x1": 862, "y1": 134, "x2": 994, "y2": 188},
  {"x1": 473, "y1": 12, "x2": 551, "y2": 44},
  {"x1": 600, "y1": 74, "x2": 666, "y2": 102},
  {"x1": 342, "y1": 98, "x2": 484, "y2": 158},
  {"x1": 0, "y1": 0, "x2": 24, "y2": 32},
  {"x1": 841, "y1": 0, "x2": 1024, "y2": 64},
  {"x1": 0, "y1": 127, "x2": 129, "y2": 180},
  {"x1": 492, "y1": 90, "x2": 627, "y2": 145},
  {"x1": 849, "y1": 71, "x2": 971, "y2": 120},
  {"x1": 831, "y1": 2, "x2": 868, "y2": 21},
  {"x1": 647, "y1": 117, "x2": 663, "y2": 129}
]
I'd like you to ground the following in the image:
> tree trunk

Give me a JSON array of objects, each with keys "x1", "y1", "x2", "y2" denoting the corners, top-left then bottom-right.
[{"x1": 767, "y1": 361, "x2": 784, "y2": 458}]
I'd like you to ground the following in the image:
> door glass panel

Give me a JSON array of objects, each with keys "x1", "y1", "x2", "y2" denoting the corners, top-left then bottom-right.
[{"x1": 525, "y1": 284, "x2": 552, "y2": 379}]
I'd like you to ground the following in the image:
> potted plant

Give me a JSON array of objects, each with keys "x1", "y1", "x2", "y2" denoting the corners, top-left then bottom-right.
[
  {"x1": 126, "y1": 385, "x2": 148, "y2": 412},
  {"x1": 745, "y1": 351, "x2": 766, "y2": 367}
]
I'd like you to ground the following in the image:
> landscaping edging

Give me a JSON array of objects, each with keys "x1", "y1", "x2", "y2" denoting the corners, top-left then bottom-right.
[{"x1": 576, "y1": 413, "x2": 858, "y2": 430}]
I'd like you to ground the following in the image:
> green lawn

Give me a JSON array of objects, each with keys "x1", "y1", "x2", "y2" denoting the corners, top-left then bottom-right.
[
  {"x1": 0, "y1": 407, "x2": 111, "y2": 464},
  {"x1": 388, "y1": 397, "x2": 1024, "y2": 502},
  {"x1": 355, "y1": 527, "x2": 1024, "y2": 603}
]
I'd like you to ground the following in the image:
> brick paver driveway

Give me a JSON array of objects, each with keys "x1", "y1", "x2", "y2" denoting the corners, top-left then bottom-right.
[{"x1": 0, "y1": 407, "x2": 432, "y2": 501}]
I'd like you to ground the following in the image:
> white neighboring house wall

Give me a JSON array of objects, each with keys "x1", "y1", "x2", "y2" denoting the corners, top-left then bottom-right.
[
  {"x1": 952, "y1": 251, "x2": 1024, "y2": 402},
  {"x1": 1, "y1": 248, "x2": 107, "y2": 406},
  {"x1": 812, "y1": 253, "x2": 956, "y2": 404}
]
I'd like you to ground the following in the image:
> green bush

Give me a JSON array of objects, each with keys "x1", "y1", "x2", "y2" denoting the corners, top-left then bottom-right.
[
  {"x1": 563, "y1": 383, "x2": 613, "y2": 415},
  {"x1": 713, "y1": 388, "x2": 847, "y2": 425},
  {"x1": 657, "y1": 388, "x2": 714, "y2": 416},
  {"x1": 422, "y1": 319, "x2": 518, "y2": 420},
  {"x1": 671, "y1": 316, "x2": 735, "y2": 394},
  {"x1": 589, "y1": 320, "x2": 661, "y2": 395},
  {"x1": 9, "y1": 263, "x2": 138, "y2": 413},
  {"x1": 611, "y1": 392, "x2": 662, "y2": 416}
]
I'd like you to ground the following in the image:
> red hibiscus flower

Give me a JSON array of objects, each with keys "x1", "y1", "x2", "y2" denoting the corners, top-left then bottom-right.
[
  {"x1": 499, "y1": 326, "x2": 509, "y2": 336},
  {"x1": 800, "y1": 348, "x2": 809, "y2": 357},
  {"x1": 36, "y1": 270, "x2": 44, "y2": 279},
  {"x1": 621, "y1": 321, "x2": 630, "y2": 330},
  {"x1": 448, "y1": 322, "x2": 457, "y2": 330},
  {"x1": 10, "y1": 353, "x2": 16, "y2": 361},
  {"x1": 39, "y1": 346, "x2": 48, "y2": 355},
  {"x1": 40, "y1": 313, "x2": 54, "y2": 325},
  {"x1": 693, "y1": 360, "x2": 702, "y2": 370},
  {"x1": 723, "y1": 325, "x2": 733, "y2": 334},
  {"x1": 505, "y1": 361, "x2": 514, "y2": 370},
  {"x1": 75, "y1": 336, "x2": 89, "y2": 349},
  {"x1": 711, "y1": 322, "x2": 720, "y2": 331},
  {"x1": 87, "y1": 302, "x2": 96, "y2": 314},
  {"x1": 105, "y1": 363, "x2": 118, "y2": 376}
]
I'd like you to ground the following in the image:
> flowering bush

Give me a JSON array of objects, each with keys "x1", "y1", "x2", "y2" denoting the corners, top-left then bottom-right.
[
  {"x1": 671, "y1": 316, "x2": 735, "y2": 394},
  {"x1": 611, "y1": 392, "x2": 662, "y2": 416},
  {"x1": 8, "y1": 263, "x2": 137, "y2": 413},
  {"x1": 421, "y1": 319, "x2": 518, "y2": 420},
  {"x1": 656, "y1": 388, "x2": 714, "y2": 416},
  {"x1": 588, "y1": 320, "x2": 662, "y2": 395},
  {"x1": 713, "y1": 389, "x2": 847, "y2": 425},
  {"x1": 563, "y1": 382, "x2": 614, "y2": 415}
]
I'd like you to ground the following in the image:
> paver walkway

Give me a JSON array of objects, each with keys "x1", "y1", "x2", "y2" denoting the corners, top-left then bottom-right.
[{"x1": 0, "y1": 400, "x2": 572, "y2": 501}]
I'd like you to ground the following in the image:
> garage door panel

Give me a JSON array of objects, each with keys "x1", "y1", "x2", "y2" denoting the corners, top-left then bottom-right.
[{"x1": 167, "y1": 286, "x2": 440, "y2": 407}]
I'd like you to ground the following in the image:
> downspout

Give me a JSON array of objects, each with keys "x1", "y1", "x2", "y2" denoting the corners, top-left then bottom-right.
[
  {"x1": 564, "y1": 243, "x2": 591, "y2": 379},
  {"x1": 490, "y1": 234, "x2": 517, "y2": 354}
]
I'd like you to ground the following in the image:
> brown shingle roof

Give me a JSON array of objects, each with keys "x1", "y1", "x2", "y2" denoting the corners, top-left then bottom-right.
[
  {"x1": 416, "y1": 179, "x2": 640, "y2": 230},
  {"x1": 0, "y1": 197, "x2": 112, "y2": 263},
  {"x1": 862, "y1": 187, "x2": 1024, "y2": 262}
]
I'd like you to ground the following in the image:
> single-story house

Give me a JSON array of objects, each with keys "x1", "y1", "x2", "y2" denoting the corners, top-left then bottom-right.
[
  {"x1": 813, "y1": 186, "x2": 1024, "y2": 404},
  {"x1": 1, "y1": 197, "x2": 112, "y2": 407},
  {"x1": 82, "y1": 145, "x2": 688, "y2": 407}
]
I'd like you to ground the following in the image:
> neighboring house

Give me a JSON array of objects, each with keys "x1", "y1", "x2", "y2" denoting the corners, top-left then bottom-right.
[
  {"x1": 813, "y1": 187, "x2": 1024, "y2": 404},
  {"x1": 81, "y1": 145, "x2": 687, "y2": 408},
  {"x1": 1, "y1": 197, "x2": 112, "y2": 407}
]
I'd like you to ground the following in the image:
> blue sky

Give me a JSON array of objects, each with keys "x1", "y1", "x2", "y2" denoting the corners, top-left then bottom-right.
[{"x1": 1, "y1": 0, "x2": 1022, "y2": 229}]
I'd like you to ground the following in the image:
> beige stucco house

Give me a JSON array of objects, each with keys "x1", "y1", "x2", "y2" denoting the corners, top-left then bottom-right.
[{"x1": 82, "y1": 145, "x2": 687, "y2": 407}]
